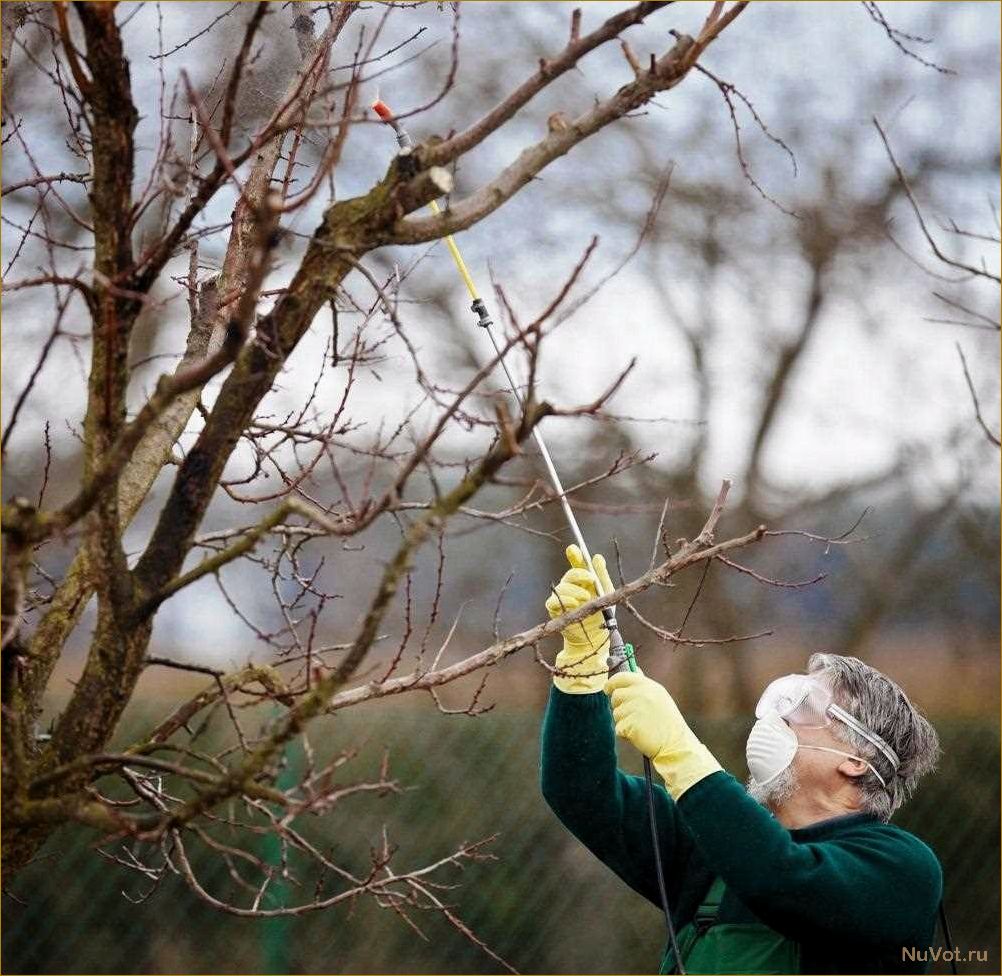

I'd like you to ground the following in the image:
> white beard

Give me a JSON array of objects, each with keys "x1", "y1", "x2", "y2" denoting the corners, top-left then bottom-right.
[{"x1": 746, "y1": 765, "x2": 799, "y2": 810}]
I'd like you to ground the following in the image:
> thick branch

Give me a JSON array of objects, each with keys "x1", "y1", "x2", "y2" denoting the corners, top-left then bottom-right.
[
  {"x1": 11, "y1": 277, "x2": 220, "y2": 730},
  {"x1": 385, "y1": 30, "x2": 716, "y2": 245},
  {"x1": 324, "y1": 487, "x2": 762, "y2": 714},
  {"x1": 75, "y1": 0, "x2": 140, "y2": 451},
  {"x1": 745, "y1": 260, "x2": 826, "y2": 498},
  {"x1": 420, "y1": 1, "x2": 673, "y2": 169},
  {"x1": 1, "y1": 2, "x2": 30, "y2": 86}
]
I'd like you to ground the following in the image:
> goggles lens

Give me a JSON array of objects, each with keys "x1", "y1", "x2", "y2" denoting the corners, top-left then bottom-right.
[{"x1": 755, "y1": 674, "x2": 833, "y2": 728}]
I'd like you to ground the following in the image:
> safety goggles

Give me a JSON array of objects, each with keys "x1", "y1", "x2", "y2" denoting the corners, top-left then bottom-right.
[{"x1": 755, "y1": 673, "x2": 900, "y2": 776}]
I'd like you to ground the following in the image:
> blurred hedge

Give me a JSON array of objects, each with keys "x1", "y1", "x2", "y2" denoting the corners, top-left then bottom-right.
[{"x1": 3, "y1": 709, "x2": 997, "y2": 975}]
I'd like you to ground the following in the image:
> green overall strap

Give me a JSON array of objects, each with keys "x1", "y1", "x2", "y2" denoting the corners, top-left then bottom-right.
[
  {"x1": 664, "y1": 877, "x2": 802, "y2": 975},
  {"x1": 660, "y1": 878, "x2": 727, "y2": 973},
  {"x1": 692, "y1": 877, "x2": 727, "y2": 934}
]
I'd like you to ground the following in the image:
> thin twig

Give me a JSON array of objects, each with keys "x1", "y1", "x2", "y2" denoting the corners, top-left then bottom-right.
[
  {"x1": 874, "y1": 117, "x2": 999, "y2": 284},
  {"x1": 955, "y1": 342, "x2": 1001, "y2": 447}
]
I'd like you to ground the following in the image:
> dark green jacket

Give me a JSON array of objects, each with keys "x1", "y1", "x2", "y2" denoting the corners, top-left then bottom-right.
[{"x1": 540, "y1": 688, "x2": 943, "y2": 974}]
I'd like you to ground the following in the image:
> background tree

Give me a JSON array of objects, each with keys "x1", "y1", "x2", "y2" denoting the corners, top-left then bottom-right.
[{"x1": 0, "y1": 0, "x2": 781, "y2": 940}]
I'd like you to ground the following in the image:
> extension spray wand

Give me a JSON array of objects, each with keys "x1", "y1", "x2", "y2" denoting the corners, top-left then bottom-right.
[{"x1": 373, "y1": 99, "x2": 686, "y2": 973}]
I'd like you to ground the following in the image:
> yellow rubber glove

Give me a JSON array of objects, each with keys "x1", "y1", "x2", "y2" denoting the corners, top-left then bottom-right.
[
  {"x1": 605, "y1": 670, "x2": 722, "y2": 799},
  {"x1": 545, "y1": 544, "x2": 613, "y2": 694}
]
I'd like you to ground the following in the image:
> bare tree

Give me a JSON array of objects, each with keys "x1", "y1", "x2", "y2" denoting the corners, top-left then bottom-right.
[{"x1": 0, "y1": 1, "x2": 785, "y2": 955}]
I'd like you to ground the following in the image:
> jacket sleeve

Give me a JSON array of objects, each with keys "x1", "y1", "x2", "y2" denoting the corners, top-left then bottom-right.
[
  {"x1": 540, "y1": 686, "x2": 699, "y2": 911},
  {"x1": 676, "y1": 771, "x2": 943, "y2": 945}
]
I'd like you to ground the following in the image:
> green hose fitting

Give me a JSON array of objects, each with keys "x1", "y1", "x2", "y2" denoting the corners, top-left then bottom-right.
[{"x1": 624, "y1": 642, "x2": 637, "y2": 673}]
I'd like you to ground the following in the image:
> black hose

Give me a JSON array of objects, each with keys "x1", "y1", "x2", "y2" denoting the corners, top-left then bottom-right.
[
  {"x1": 938, "y1": 901, "x2": 958, "y2": 975},
  {"x1": 644, "y1": 756, "x2": 686, "y2": 975}
]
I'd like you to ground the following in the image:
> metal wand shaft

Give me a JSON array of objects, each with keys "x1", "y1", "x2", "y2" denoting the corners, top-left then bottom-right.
[{"x1": 374, "y1": 101, "x2": 632, "y2": 672}]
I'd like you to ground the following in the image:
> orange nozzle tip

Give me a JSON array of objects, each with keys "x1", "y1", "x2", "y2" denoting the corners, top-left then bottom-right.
[{"x1": 371, "y1": 99, "x2": 394, "y2": 121}]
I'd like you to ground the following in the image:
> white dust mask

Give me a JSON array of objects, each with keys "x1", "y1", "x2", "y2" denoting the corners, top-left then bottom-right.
[
  {"x1": 746, "y1": 709, "x2": 890, "y2": 788},
  {"x1": 746, "y1": 710, "x2": 799, "y2": 786}
]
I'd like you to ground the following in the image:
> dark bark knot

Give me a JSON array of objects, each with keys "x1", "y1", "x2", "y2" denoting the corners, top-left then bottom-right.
[{"x1": 179, "y1": 449, "x2": 212, "y2": 507}]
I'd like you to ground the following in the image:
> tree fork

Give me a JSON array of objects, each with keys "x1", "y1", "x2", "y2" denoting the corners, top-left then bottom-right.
[{"x1": 133, "y1": 153, "x2": 447, "y2": 596}]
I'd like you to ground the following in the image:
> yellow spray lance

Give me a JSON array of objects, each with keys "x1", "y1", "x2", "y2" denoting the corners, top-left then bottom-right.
[
  {"x1": 371, "y1": 98, "x2": 633, "y2": 668},
  {"x1": 373, "y1": 99, "x2": 685, "y2": 972}
]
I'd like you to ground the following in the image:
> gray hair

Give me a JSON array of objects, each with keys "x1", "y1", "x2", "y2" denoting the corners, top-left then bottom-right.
[{"x1": 807, "y1": 652, "x2": 940, "y2": 822}]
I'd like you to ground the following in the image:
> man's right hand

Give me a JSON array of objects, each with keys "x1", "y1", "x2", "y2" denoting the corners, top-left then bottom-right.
[{"x1": 546, "y1": 544, "x2": 613, "y2": 694}]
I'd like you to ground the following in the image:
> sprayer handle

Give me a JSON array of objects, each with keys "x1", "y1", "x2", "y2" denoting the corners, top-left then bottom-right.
[{"x1": 603, "y1": 608, "x2": 637, "y2": 675}]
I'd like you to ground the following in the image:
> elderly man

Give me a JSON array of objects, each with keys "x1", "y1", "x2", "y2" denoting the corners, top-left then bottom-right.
[{"x1": 540, "y1": 546, "x2": 943, "y2": 975}]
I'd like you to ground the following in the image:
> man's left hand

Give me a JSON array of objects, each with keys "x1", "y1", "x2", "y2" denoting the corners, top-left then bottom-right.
[{"x1": 605, "y1": 670, "x2": 723, "y2": 800}]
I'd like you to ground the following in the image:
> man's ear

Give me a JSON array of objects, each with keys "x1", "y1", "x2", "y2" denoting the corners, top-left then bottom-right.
[{"x1": 837, "y1": 757, "x2": 869, "y2": 780}]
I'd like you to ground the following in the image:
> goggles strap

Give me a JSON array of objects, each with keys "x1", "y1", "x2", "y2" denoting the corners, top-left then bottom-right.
[
  {"x1": 828, "y1": 703, "x2": 900, "y2": 775},
  {"x1": 798, "y1": 745, "x2": 889, "y2": 789}
]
